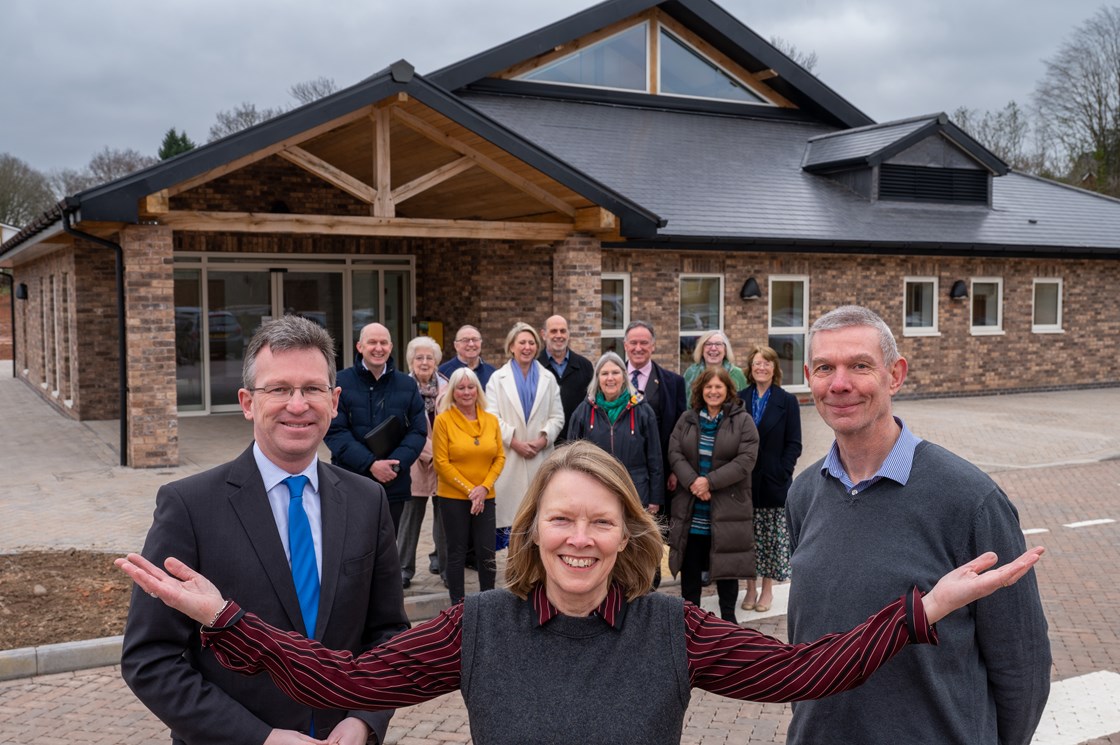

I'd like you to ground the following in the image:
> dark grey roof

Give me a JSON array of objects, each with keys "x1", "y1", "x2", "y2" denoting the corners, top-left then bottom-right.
[
  {"x1": 463, "y1": 92, "x2": 1120, "y2": 256},
  {"x1": 429, "y1": 0, "x2": 873, "y2": 129},
  {"x1": 1, "y1": 61, "x2": 662, "y2": 258},
  {"x1": 803, "y1": 113, "x2": 1009, "y2": 175}
]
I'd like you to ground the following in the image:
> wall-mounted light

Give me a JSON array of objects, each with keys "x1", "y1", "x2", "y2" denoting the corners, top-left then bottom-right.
[
  {"x1": 14, "y1": 283, "x2": 28, "y2": 300},
  {"x1": 949, "y1": 280, "x2": 968, "y2": 300},
  {"x1": 739, "y1": 277, "x2": 761, "y2": 300}
]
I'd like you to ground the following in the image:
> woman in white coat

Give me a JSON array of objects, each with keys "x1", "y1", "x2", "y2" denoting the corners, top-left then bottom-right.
[{"x1": 485, "y1": 321, "x2": 564, "y2": 548}]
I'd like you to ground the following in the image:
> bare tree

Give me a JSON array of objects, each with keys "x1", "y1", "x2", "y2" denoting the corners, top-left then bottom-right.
[
  {"x1": 88, "y1": 146, "x2": 157, "y2": 183},
  {"x1": 769, "y1": 35, "x2": 818, "y2": 72},
  {"x1": 47, "y1": 167, "x2": 98, "y2": 199},
  {"x1": 208, "y1": 102, "x2": 286, "y2": 142},
  {"x1": 289, "y1": 76, "x2": 338, "y2": 105},
  {"x1": 0, "y1": 153, "x2": 56, "y2": 228},
  {"x1": 1033, "y1": 6, "x2": 1120, "y2": 194}
]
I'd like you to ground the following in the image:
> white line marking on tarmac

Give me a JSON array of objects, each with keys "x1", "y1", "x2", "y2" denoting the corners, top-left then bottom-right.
[
  {"x1": 1031, "y1": 671, "x2": 1120, "y2": 745},
  {"x1": 1023, "y1": 528, "x2": 1050, "y2": 535},
  {"x1": 1063, "y1": 518, "x2": 1117, "y2": 529}
]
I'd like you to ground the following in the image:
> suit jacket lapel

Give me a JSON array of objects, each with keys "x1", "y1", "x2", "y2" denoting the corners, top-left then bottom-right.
[
  {"x1": 226, "y1": 446, "x2": 307, "y2": 635},
  {"x1": 315, "y1": 462, "x2": 345, "y2": 640},
  {"x1": 757, "y1": 388, "x2": 786, "y2": 438}
]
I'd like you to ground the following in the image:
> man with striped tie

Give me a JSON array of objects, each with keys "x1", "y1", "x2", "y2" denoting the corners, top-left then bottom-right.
[{"x1": 122, "y1": 315, "x2": 409, "y2": 745}]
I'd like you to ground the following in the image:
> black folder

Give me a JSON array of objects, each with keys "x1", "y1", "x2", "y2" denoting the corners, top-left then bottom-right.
[{"x1": 363, "y1": 415, "x2": 404, "y2": 458}]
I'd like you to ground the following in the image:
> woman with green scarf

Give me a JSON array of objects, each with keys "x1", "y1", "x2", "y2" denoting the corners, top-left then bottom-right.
[{"x1": 566, "y1": 352, "x2": 664, "y2": 513}]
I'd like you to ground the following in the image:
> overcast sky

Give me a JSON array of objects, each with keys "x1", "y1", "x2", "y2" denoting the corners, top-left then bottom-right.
[{"x1": 1, "y1": 0, "x2": 1103, "y2": 173}]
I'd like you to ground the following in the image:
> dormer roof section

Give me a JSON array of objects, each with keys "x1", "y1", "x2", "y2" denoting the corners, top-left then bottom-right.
[
  {"x1": 803, "y1": 113, "x2": 1010, "y2": 175},
  {"x1": 428, "y1": 0, "x2": 874, "y2": 128}
]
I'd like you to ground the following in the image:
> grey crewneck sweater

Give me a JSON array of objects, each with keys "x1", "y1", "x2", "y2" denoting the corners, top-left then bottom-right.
[{"x1": 785, "y1": 440, "x2": 1050, "y2": 745}]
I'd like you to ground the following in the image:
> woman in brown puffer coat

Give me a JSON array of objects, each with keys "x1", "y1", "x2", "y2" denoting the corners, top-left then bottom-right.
[{"x1": 668, "y1": 365, "x2": 759, "y2": 623}]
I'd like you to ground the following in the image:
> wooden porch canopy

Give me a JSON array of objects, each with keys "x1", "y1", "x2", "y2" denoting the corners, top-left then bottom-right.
[{"x1": 2, "y1": 60, "x2": 663, "y2": 263}]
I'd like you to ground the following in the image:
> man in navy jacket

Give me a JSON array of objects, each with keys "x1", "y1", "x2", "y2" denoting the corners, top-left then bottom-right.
[{"x1": 326, "y1": 322, "x2": 427, "y2": 531}]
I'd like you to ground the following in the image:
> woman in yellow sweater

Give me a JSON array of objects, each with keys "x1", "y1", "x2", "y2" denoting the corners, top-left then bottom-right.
[{"x1": 433, "y1": 367, "x2": 506, "y2": 604}]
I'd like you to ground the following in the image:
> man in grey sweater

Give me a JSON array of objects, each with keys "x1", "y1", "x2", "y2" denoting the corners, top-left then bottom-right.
[{"x1": 785, "y1": 305, "x2": 1050, "y2": 745}]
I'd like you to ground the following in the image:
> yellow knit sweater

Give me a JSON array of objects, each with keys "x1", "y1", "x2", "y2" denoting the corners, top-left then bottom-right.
[{"x1": 433, "y1": 406, "x2": 506, "y2": 500}]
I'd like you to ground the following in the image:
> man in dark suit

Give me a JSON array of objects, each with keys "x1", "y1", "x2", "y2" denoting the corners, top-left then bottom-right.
[
  {"x1": 624, "y1": 320, "x2": 687, "y2": 505},
  {"x1": 538, "y1": 314, "x2": 594, "y2": 444},
  {"x1": 122, "y1": 315, "x2": 409, "y2": 745}
]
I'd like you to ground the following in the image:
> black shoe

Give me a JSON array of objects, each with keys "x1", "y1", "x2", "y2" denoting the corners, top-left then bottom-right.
[
  {"x1": 428, "y1": 560, "x2": 441, "y2": 575},
  {"x1": 700, "y1": 571, "x2": 711, "y2": 587},
  {"x1": 402, "y1": 577, "x2": 411, "y2": 589}
]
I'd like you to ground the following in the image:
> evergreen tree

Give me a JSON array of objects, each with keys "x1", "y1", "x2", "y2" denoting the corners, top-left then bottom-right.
[{"x1": 158, "y1": 128, "x2": 196, "y2": 160}]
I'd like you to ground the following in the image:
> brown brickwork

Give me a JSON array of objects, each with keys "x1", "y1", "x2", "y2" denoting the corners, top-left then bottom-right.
[
  {"x1": 121, "y1": 225, "x2": 178, "y2": 468},
  {"x1": 0, "y1": 282, "x2": 11, "y2": 359},
  {"x1": 551, "y1": 234, "x2": 602, "y2": 359}
]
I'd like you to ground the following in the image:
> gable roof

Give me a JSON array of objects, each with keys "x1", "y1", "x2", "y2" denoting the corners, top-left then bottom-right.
[
  {"x1": 1, "y1": 60, "x2": 663, "y2": 261},
  {"x1": 428, "y1": 0, "x2": 873, "y2": 129},
  {"x1": 463, "y1": 92, "x2": 1120, "y2": 257},
  {"x1": 802, "y1": 113, "x2": 1009, "y2": 175}
]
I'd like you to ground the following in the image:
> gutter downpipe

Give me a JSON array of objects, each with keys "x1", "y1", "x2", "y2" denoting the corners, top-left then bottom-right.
[
  {"x1": 0, "y1": 272, "x2": 14, "y2": 377},
  {"x1": 61, "y1": 201, "x2": 129, "y2": 467}
]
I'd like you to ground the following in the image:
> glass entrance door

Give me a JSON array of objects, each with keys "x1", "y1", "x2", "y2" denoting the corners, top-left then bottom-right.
[
  {"x1": 209, "y1": 271, "x2": 271, "y2": 409},
  {"x1": 281, "y1": 271, "x2": 345, "y2": 374}
]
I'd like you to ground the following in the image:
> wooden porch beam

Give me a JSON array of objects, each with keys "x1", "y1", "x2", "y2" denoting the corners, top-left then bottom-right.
[
  {"x1": 373, "y1": 108, "x2": 394, "y2": 217},
  {"x1": 159, "y1": 210, "x2": 577, "y2": 240},
  {"x1": 139, "y1": 190, "x2": 169, "y2": 217},
  {"x1": 391, "y1": 156, "x2": 476, "y2": 205},
  {"x1": 391, "y1": 107, "x2": 577, "y2": 217},
  {"x1": 166, "y1": 107, "x2": 375, "y2": 197},
  {"x1": 574, "y1": 206, "x2": 618, "y2": 234},
  {"x1": 277, "y1": 146, "x2": 377, "y2": 204}
]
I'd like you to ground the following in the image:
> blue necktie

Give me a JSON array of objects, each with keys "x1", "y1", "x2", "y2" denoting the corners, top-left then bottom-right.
[
  {"x1": 283, "y1": 475, "x2": 319, "y2": 640},
  {"x1": 631, "y1": 369, "x2": 642, "y2": 392}
]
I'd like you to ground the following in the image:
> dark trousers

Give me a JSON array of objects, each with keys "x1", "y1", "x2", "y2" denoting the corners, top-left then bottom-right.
[
  {"x1": 387, "y1": 499, "x2": 405, "y2": 535},
  {"x1": 680, "y1": 533, "x2": 739, "y2": 622},
  {"x1": 439, "y1": 497, "x2": 496, "y2": 604}
]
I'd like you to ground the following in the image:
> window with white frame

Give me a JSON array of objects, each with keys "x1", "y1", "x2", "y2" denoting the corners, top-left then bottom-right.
[
  {"x1": 679, "y1": 275, "x2": 723, "y2": 370},
  {"x1": 601, "y1": 273, "x2": 630, "y2": 356},
  {"x1": 1032, "y1": 278, "x2": 1063, "y2": 333},
  {"x1": 769, "y1": 276, "x2": 809, "y2": 389},
  {"x1": 903, "y1": 277, "x2": 939, "y2": 336},
  {"x1": 970, "y1": 278, "x2": 1003, "y2": 334}
]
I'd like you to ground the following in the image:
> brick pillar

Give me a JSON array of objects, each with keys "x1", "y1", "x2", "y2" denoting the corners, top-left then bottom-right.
[
  {"x1": 121, "y1": 224, "x2": 178, "y2": 467},
  {"x1": 552, "y1": 233, "x2": 602, "y2": 359}
]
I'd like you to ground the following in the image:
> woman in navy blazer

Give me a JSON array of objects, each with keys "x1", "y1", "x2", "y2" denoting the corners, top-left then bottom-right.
[{"x1": 738, "y1": 345, "x2": 802, "y2": 612}]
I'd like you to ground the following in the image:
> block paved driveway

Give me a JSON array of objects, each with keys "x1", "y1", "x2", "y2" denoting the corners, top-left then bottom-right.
[{"x1": 2, "y1": 365, "x2": 1119, "y2": 744}]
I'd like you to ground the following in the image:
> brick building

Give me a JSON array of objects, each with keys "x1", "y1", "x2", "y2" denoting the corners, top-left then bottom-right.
[{"x1": 3, "y1": 0, "x2": 1119, "y2": 467}]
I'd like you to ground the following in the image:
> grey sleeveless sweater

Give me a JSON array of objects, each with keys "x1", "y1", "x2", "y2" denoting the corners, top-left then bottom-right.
[{"x1": 461, "y1": 589, "x2": 692, "y2": 744}]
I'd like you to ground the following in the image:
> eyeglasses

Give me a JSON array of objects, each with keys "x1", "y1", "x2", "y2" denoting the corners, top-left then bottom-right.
[
  {"x1": 412, "y1": 354, "x2": 437, "y2": 362},
  {"x1": 249, "y1": 384, "x2": 333, "y2": 400},
  {"x1": 455, "y1": 337, "x2": 481, "y2": 344},
  {"x1": 703, "y1": 341, "x2": 725, "y2": 348}
]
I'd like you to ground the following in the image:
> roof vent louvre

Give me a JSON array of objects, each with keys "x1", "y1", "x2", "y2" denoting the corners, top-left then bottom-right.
[{"x1": 879, "y1": 164, "x2": 988, "y2": 204}]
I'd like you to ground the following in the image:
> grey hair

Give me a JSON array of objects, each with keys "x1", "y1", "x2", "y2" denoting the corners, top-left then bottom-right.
[
  {"x1": 624, "y1": 320, "x2": 656, "y2": 340},
  {"x1": 586, "y1": 351, "x2": 635, "y2": 401},
  {"x1": 406, "y1": 335, "x2": 443, "y2": 368},
  {"x1": 807, "y1": 305, "x2": 899, "y2": 366},
  {"x1": 691, "y1": 329, "x2": 736, "y2": 365},
  {"x1": 242, "y1": 315, "x2": 337, "y2": 390}
]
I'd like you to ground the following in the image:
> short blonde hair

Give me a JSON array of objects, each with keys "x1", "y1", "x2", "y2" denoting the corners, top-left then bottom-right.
[
  {"x1": 691, "y1": 329, "x2": 736, "y2": 365},
  {"x1": 504, "y1": 441, "x2": 664, "y2": 602},
  {"x1": 504, "y1": 321, "x2": 542, "y2": 358},
  {"x1": 438, "y1": 367, "x2": 488, "y2": 414}
]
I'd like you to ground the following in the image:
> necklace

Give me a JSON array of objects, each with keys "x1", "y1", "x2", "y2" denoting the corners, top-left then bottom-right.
[{"x1": 455, "y1": 406, "x2": 484, "y2": 445}]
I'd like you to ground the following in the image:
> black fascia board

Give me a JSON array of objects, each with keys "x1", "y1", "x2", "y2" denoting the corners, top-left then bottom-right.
[
  {"x1": 405, "y1": 77, "x2": 665, "y2": 236},
  {"x1": 464, "y1": 78, "x2": 821, "y2": 123},
  {"x1": 864, "y1": 119, "x2": 1010, "y2": 175},
  {"x1": 429, "y1": 0, "x2": 658, "y2": 91},
  {"x1": 940, "y1": 121, "x2": 1010, "y2": 175},
  {"x1": 74, "y1": 63, "x2": 416, "y2": 224},
  {"x1": 602, "y1": 235, "x2": 1120, "y2": 260},
  {"x1": 658, "y1": 0, "x2": 874, "y2": 128}
]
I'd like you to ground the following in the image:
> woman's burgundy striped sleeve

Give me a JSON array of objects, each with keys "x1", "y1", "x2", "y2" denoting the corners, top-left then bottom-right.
[{"x1": 685, "y1": 586, "x2": 938, "y2": 702}]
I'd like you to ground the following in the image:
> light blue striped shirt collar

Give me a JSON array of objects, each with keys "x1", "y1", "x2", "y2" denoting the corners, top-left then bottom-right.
[{"x1": 821, "y1": 417, "x2": 922, "y2": 492}]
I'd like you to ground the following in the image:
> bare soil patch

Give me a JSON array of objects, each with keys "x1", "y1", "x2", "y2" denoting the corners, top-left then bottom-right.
[{"x1": 0, "y1": 550, "x2": 130, "y2": 650}]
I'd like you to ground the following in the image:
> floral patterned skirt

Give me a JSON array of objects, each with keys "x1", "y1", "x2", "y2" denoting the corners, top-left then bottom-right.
[{"x1": 753, "y1": 506, "x2": 791, "y2": 581}]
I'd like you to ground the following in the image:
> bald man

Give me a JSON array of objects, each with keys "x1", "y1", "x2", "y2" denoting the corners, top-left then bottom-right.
[
  {"x1": 326, "y1": 323, "x2": 427, "y2": 531},
  {"x1": 538, "y1": 315, "x2": 593, "y2": 444}
]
